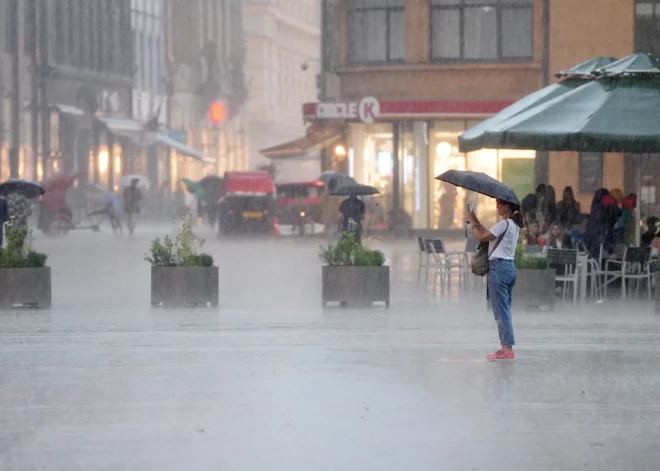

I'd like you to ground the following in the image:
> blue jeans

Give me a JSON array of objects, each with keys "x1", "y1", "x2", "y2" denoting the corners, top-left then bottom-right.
[{"x1": 488, "y1": 258, "x2": 517, "y2": 347}]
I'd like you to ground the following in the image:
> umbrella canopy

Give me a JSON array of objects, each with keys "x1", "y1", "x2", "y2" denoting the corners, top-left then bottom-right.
[
  {"x1": 469, "y1": 54, "x2": 660, "y2": 153},
  {"x1": 180, "y1": 178, "x2": 206, "y2": 199},
  {"x1": 199, "y1": 175, "x2": 224, "y2": 200},
  {"x1": 0, "y1": 179, "x2": 45, "y2": 199},
  {"x1": 436, "y1": 170, "x2": 520, "y2": 206},
  {"x1": 119, "y1": 175, "x2": 150, "y2": 190},
  {"x1": 318, "y1": 171, "x2": 356, "y2": 191},
  {"x1": 41, "y1": 173, "x2": 86, "y2": 194},
  {"x1": 459, "y1": 57, "x2": 616, "y2": 153},
  {"x1": 330, "y1": 183, "x2": 380, "y2": 196}
]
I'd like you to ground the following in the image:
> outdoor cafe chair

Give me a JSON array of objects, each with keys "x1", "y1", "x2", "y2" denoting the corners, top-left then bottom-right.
[
  {"x1": 547, "y1": 248, "x2": 580, "y2": 304},
  {"x1": 426, "y1": 238, "x2": 469, "y2": 290},
  {"x1": 603, "y1": 246, "x2": 653, "y2": 300},
  {"x1": 416, "y1": 236, "x2": 430, "y2": 288}
]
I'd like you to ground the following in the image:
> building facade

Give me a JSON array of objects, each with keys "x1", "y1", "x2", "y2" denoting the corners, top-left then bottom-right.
[
  {"x1": 244, "y1": 0, "x2": 321, "y2": 181},
  {"x1": 0, "y1": 0, "x2": 134, "y2": 184},
  {"x1": 165, "y1": 0, "x2": 249, "y2": 186},
  {"x1": 309, "y1": 0, "x2": 644, "y2": 230}
]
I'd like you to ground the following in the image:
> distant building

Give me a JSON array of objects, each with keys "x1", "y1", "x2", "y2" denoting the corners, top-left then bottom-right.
[
  {"x1": 165, "y1": 0, "x2": 249, "y2": 185},
  {"x1": 244, "y1": 0, "x2": 321, "y2": 181},
  {"x1": 0, "y1": 0, "x2": 133, "y2": 184}
]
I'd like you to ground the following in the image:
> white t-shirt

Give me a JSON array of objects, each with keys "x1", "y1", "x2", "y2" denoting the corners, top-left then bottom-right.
[{"x1": 488, "y1": 219, "x2": 519, "y2": 260}]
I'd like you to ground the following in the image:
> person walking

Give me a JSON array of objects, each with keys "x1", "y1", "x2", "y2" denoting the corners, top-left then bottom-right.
[
  {"x1": 468, "y1": 199, "x2": 524, "y2": 361},
  {"x1": 339, "y1": 193, "x2": 365, "y2": 243},
  {"x1": 123, "y1": 179, "x2": 142, "y2": 235}
]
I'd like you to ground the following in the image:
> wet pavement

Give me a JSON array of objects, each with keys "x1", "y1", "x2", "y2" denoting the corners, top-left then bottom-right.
[{"x1": 2, "y1": 223, "x2": 660, "y2": 470}]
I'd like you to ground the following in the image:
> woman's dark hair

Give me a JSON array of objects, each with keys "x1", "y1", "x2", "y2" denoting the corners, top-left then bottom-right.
[
  {"x1": 562, "y1": 186, "x2": 575, "y2": 202},
  {"x1": 546, "y1": 185, "x2": 557, "y2": 205},
  {"x1": 590, "y1": 188, "x2": 609, "y2": 213},
  {"x1": 497, "y1": 199, "x2": 525, "y2": 228}
]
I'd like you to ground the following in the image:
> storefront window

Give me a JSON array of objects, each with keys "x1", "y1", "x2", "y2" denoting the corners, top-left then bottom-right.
[
  {"x1": 399, "y1": 121, "x2": 429, "y2": 228},
  {"x1": 348, "y1": 119, "x2": 536, "y2": 230},
  {"x1": 347, "y1": 123, "x2": 392, "y2": 227},
  {"x1": 429, "y1": 121, "x2": 470, "y2": 229}
]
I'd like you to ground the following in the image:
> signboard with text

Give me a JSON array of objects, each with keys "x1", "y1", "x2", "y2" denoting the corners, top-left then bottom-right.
[{"x1": 315, "y1": 96, "x2": 380, "y2": 123}]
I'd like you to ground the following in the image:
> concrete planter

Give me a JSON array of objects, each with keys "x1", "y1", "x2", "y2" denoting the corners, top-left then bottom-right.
[
  {"x1": 322, "y1": 265, "x2": 390, "y2": 308},
  {"x1": 513, "y1": 268, "x2": 556, "y2": 310},
  {"x1": 0, "y1": 267, "x2": 51, "y2": 309},
  {"x1": 151, "y1": 266, "x2": 219, "y2": 308}
]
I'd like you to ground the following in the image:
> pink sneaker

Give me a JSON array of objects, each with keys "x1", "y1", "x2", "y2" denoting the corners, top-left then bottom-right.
[{"x1": 487, "y1": 350, "x2": 515, "y2": 361}]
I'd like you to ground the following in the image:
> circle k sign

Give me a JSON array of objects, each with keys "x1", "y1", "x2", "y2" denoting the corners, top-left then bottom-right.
[{"x1": 316, "y1": 96, "x2": 380, "y2": 124}]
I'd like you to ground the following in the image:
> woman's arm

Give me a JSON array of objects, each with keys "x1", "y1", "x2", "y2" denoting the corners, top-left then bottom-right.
[{"x1": 467, "y1": 211, "x2": 496, "y2": 242}]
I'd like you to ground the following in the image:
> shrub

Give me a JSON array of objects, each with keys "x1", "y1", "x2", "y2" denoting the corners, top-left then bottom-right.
[
  {"x1": 514, "y1": 242, "x2": 549, "y2": 270},
  {"x1": 0, "y1": 224, "x2": 48, "y2": 268},
  {"x1": 145, "y1": 220, "x2": 215, "y2": 267},
  {"x1": 319, "y1": 232, "x2": 385, "y2": 267}
]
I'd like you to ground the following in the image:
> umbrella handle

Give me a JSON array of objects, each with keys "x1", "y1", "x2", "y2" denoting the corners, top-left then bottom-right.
[{"x1": 466, "y1": 193, "x2": 477, "y2": 225}]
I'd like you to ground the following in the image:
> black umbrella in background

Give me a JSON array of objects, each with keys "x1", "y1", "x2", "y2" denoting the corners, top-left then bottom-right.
[
  {"x1": 330, "y1": 183, "x2": 380, "y2": 197},
  {"x1": 0, "y1": 179, "x2": 45, "y2": 199},
  {"x1": 199, "y1": 175, "x2": 224, "y2": 200},
  {"x1": 318, "y1": 171, "x2": 356, "y2": 192},
  {"x1": 435, "y1": 170, "x2": 519, "y2": 205}
]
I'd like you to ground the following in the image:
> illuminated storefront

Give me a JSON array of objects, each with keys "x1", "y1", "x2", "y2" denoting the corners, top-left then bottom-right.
[{"x1": 304, "y1": 99, "x2": 536, "y2": 230}]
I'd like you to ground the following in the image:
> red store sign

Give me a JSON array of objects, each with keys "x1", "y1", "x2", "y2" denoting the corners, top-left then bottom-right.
[
  {"x1": 304, "y1": 99, "x2": 514, "y2": 123},
  {"x1": 315, "y1": 97, "x2": 380, "y2": 124}
]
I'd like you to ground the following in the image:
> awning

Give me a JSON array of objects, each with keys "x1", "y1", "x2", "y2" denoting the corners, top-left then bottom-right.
[
  {"x1": 95, "y1": 116, "x2": 157, "y2": 147},
  {"x1": 155, "y1": 132, "x2": 205, "y2": 161},
  {"x1": 260, "y1": 124, "x2": 344, "y2": 159},
  {"x1": 52, "y1": 103, "x2": 85, "y2": 116}
]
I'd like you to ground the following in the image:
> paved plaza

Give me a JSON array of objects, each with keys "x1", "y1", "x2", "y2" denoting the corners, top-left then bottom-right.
[{"x1": 1, "y1": 224, "x2": 659, "y2": 470}]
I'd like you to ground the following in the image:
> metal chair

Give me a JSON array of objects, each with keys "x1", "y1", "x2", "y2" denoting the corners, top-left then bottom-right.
[
  {"x1": 604, "y1": 246, "x2": 653, "y2": 299},
  {"x1": 426, "y1": 238, "x2": 469, "y2": 290},
  {"x1": 416, "y1": 236, "x2": 430, "y2": 288},
  {"x1": 547, "y1": 248, "x2": 580, "y2": 303}
]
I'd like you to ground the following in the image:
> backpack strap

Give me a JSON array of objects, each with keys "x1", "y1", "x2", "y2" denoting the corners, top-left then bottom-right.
[{"x1": 488, "y1": 219, "x2": 509, "y2": 258}]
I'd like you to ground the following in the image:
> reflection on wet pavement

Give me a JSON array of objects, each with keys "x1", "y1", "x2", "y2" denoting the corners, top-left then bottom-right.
[{"x1": 1, "y1": 225, "x2": 659, "y2": 470}]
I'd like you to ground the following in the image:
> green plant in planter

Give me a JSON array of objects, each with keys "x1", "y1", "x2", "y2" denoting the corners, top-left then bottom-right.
[
  {"x1": 319, "y1": 232, "x2": 385, "y2": 267},
  {"x1": 514, "y1": 243, "x2": 549, "y2": 270},
  {"x1": 145, "y1": 220, "x2": 215, "y2": 267},
  {"x1": 0, "y1": 224, "x2": 48, "y2": 268}
]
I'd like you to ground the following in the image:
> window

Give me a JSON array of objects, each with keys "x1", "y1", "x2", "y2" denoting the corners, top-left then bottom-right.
[
  {"x1": 430, "y1": 0, "x2": 533, "y2": 62},
  {"x1": 579, "y1": 152, "x2": 604, "y2": 194},
  {"x1": 636, "y1": 1, "x2": 660, "y2": 55},
  {"x1": 350, "y1": 0, "x2": 406, "y2": 63}
]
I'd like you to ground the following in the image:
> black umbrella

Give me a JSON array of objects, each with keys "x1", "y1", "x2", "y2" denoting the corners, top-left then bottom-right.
[
  {"x1": 330, "y1": 183, "x2": 380, "y2": 196},
  {"x1": 318, "y1": 171, "x2": 356, "y2": 191},
  {"x1": 435, "y1": 170, "x2": 519, "y2": 206},
  {"x1": 199, "y1": 175, "x2": 224, "y2": 200},
  {"x1": 0, "y1": 179, "x2": 45, "y2": 199}
]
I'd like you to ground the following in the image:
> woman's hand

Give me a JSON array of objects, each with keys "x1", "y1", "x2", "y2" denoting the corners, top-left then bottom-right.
[{"x1": 467, "y1": 210, "x2": 479, "y2": 226}]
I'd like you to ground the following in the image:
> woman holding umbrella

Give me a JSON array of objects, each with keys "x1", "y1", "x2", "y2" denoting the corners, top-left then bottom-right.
[
  {"x1": 436, "y1": 169, "x2": 523, "y2": 361},
  {"x1": 468, "y1": 201, "x2": 524, "y2": 361}
]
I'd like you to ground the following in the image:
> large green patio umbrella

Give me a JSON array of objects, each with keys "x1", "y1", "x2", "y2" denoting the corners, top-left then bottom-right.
[
  {"x1": 459, "y1": 53, "x2": 660, "y2": 244},
  {"x1": 459, "y1": 57, "x2": 616, "y2": 153},
  {"x1": 471, "y1": 54, "x2": 660, "y2": 152}
]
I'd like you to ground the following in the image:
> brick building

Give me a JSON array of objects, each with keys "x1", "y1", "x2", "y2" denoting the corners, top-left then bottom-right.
[{"x1": 298, "y1": 0, "x2": 651, "y2": 230}]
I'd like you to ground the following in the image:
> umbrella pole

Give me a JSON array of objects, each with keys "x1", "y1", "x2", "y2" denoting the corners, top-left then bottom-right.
[{"x1": 636, "y1": 163, "x2": 642, "y2": 246}]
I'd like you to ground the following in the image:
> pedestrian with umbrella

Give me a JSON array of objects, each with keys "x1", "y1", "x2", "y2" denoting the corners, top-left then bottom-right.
[
  {"x1": 331, "y1": 182, "x2": 379, "y2": 244},
  {"x1": 437, "y1": 170, "x2": 524, "y2": 361}
]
